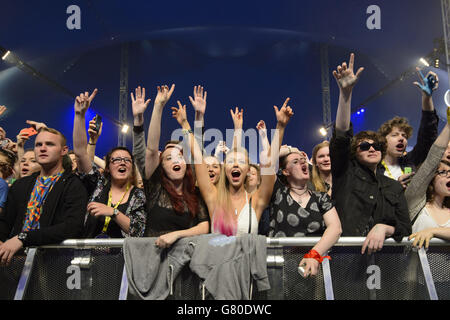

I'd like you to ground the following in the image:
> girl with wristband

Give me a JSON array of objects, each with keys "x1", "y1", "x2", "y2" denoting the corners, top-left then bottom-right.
[{"x1": 270, "y1": 146, "x2": 342, "y2": 278}]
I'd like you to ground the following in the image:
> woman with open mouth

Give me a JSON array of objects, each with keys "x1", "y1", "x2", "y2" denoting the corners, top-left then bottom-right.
[
  {"x1": 172, "y1": 97, "x2": 293, "y2": 236},
  {"x1": 406, "y1": 111, "x2": 450, "y2": 248},
  {"x1": 18, "y1": 149, "x2": 42, "y2": 178},
  {"x1": 132, "y1": 85, "x2": 209, "y2": 248},
  {"x1": 73, "y1": 89, "x2": 146, "y2": 239},
  {"x1": 268, "y1": 145, "x2": 342, "y2": 278}
]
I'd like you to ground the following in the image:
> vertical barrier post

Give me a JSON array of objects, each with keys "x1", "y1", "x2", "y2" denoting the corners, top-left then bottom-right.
[
  {"x1": 322, "y1": 256, "x2": 334, "y2": 300},
  {"x1": 14, "y1": 248, "x2": 37, "y2": 300},
  {"x1": 418, "y1": 247, "x2": 438, "y2": 300},
  {"x1": 119, "y1": 264, "x2": 128, "y2": 300}
]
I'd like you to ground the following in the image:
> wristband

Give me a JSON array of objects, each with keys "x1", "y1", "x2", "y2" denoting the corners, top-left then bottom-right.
[
  {"x1": 182, "y1": 129, "x2": 193, "y2": 135},
  {"x1": 303, "y1": 249, "x2": 331, "y2": 264}
]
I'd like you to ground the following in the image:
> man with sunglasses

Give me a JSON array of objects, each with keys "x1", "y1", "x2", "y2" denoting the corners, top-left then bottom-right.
[
  {"x1": 0, "y1": 127, "x2": 88, "y2": 265},
  {"x1": 330, "y1": 53, "x2": 411, "y2": 255}
]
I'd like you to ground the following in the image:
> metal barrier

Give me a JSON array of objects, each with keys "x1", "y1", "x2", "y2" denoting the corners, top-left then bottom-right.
[{"x1": 0, "y1": 237, "x2": 448, "y2": 300}]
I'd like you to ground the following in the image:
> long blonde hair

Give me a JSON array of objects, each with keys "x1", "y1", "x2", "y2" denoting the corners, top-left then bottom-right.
[
  {"x1": 311, "y1": 141, "x2": 330, "y2": 192},
  {"x1": 213, "y1": 147, "x2": 249, "y2": 236}
]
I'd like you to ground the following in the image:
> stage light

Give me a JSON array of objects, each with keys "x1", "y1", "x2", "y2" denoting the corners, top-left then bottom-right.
[
  {"x1": 1, "y1": 50, "x2": 10, "y2": 60},
  {"x1": 121, "y1": 124, "x2": 129, "y2": 133},
  {"x1": 319, "y1": 127, "x2": 327, "y2": 137},
  {"x1": 357, "y1": 111, "x2": 360, "y2": 115},
  {"x1": 434, "y1": 58, "x2": 439, "y2": 68},
  {"x1": 360, "y1": 108, "x2": 365, "y2": 113},
  {"x1": 419, "y1": 58, "x2": 430, "y2": 67}
]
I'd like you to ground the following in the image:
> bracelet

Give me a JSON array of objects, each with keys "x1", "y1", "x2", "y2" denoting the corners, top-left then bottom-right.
[
  {"x1": 88, "y1": 142, "x2": 96, "y2": 145},
  {"x1": 303, "y1": 249, "x2": 331, "y2": 264},
  {"x1": 182, "y1": 129, "x2": 193, "y2": 135}
]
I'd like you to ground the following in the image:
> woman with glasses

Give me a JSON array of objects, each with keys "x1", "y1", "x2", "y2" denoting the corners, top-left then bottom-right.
[
  {"x1": 73, "y1": 89, "x2": 146, "y2": 238},
  {"x1": 406, "y1": 113, "x2": 450, "y2": 248}
]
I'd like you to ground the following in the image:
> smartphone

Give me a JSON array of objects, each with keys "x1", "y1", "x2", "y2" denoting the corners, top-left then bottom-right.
[
  {"x1": 19, "y1": 127, "x2": 38, "y2": 137},
  {"x1": 404, "y1": 167, "x2": 412, "y2": 174},
  {"x1": 94, "y1": 114, "x2": 102, "y2": 132}
]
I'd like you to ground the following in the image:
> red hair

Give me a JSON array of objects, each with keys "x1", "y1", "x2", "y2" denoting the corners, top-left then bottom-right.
[{"x1": 159, "y1": 152, "x2": 199, "y2": 217}]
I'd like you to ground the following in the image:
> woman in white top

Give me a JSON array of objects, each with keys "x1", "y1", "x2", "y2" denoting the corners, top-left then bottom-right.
[
  {"x1": 406, "y1": 110, "x2": 450, "y2": 248},
  {"x1": 172, "y1": 97, "x2": 293, "y2": 236}
]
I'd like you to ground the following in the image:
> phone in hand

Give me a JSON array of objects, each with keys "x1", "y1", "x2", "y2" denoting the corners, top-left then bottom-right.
[
  {"x1": 19, "y1": 127, "x2": 38, "y2": 137},
  {"x1": 94, "y1": 115, "x2": 102, "y2": 132},
  {"x1": 404, "y1": 167, "x2": 412, "y2": 175}
]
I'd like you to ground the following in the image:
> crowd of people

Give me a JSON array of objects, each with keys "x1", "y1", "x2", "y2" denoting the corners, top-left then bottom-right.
[{"x1": 0, "y1": 53, "x2": 449, "y2": 279}]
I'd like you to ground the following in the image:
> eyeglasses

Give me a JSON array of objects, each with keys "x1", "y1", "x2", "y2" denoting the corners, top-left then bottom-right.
[
  {"x1": 357, "y1": 141, "x2": 382, "y2": 152},
  {"x1": 110, "y1": 157, "x2": 132, "y2": 165},
  {"x1": 436, "y1": 169, "x2": 450, "y2": 177}
]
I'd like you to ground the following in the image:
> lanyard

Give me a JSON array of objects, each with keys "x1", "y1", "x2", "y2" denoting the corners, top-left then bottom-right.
[
  {"x1": 101, "y1": 183, "x2": 130, "y2": 233},
  {"x1": 381, "y1": 160, "x2": 404, "y2": 180}
]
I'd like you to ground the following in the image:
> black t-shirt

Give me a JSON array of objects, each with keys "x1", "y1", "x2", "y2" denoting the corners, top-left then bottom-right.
[
  {"x1": 269, "y1": 178, "x2": 334, "y2": 237},
  {"x1": 143, "y1": 171, "x2": 209, "y2": 237}
]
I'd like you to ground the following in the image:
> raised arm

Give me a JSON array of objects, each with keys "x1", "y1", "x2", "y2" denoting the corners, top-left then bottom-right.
[
  {"x1": 131, "y1": 86, "x2": 151, "y2": 176},
  {"x1": 333, "y1": 53, "x2": 364, "y2": 132},
  {"x1": 189, "y1": 85, "x2": 207, "y2": 150},
  {"x1": 73, "y1": 89, "x2": 98, "y2": 174},
  {"x1": 144, "y1": 84, "x2": 175, "y2": 180},
  {"x1": 230, "y1": 107, "x2": 244, "y2": 150},
  {"x1": 171, "y1": 101, "x2": 217, "y2": 210},
  {"x1": 86, "y1": 116, "x2": 102, "y2": 165},
  {"x1": 255, "y1": 99, "x2": 294, "y2": 217},
  {"x1": 413, "y1": 68, "x2": 438, "y2": 112}
]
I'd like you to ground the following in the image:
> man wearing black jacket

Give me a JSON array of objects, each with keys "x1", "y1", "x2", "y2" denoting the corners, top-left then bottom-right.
[
  {"x1": 330, "y1": 53, "x2": 412, "y2": 255},
  {"x1": 0, "y1": 127, "x2": 87, "y2": 265}
]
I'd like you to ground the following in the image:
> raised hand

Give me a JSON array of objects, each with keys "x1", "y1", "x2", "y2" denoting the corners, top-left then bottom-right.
[
  {"x1": 332, "y1": 53, "x2": 364, "y2": 94},
  {"x1": 256, "y1": 120, "x2": 267, "y2": 133},
  {"x1": 26, "y1": 120, "x2": 47, "y2": 132},
  {"x1": 154, "y1": 84, "x2": 175, "y2": 108},
  {"x1": 74, "y1": 89, "x2": 98, "y2": 115},
  {"x1": 274, "y1": 98, "x2": 294, "y2": 128},
  {"x1": 230, "y1": 107, "x2": 244, "y2": 129},
  {"x1": 171, "y1": 101, "x2": 188, "y2": 126},
  {"x1": 413, "y1": 68, "x2": 439, "y2": 96},
  {"x1": 0, "y1": 106, "x2": 6, "y2": 116},
  {"x1": 88, "y1": 117, "x2": 103, "y2": 143},
  {"x1": 131, "y1": 86, "x2": 151, "y2": 117},
  {"x1": 189, "y1": 85, "x2": 207, "y2": 115}
]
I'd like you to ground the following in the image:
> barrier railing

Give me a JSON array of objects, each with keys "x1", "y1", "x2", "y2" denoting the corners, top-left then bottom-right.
[{"x1": 0, "y1": 237, "x2": 448, "y2": 300}]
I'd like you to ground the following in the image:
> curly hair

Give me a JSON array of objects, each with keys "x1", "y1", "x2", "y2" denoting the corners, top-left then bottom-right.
[
  {"x1": 350, "y1": 130, "x2": 387, "y2": 160},
  {"x1": 378, "y1": 117, "x2": 413, "y2": 139}
]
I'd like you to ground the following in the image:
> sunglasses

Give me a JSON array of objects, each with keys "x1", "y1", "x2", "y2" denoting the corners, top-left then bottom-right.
[{"x1": 357, "y1": 141, "x2": 382, "y2": 152}]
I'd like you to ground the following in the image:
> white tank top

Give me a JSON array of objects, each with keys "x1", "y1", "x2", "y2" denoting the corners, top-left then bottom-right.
[{"x1": 212, "y1": 192, "x2": 258, "y2": 235}]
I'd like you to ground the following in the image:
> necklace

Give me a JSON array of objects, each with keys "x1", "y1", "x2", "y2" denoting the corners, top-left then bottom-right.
[{"x1": 290, "y1": 187, "x2": 309, "y2": 204}]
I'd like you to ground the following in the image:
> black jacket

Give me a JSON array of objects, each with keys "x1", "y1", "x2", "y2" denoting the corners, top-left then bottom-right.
[
  {"x1": 0, "y1": 171, "x2": 88, "y2": 246},
  {"x1": 378, "y1": 110, "x2": 439, "y2": 175},
  {"x1": 330, "y1": 124, "x2": 412, "y2": 241}
]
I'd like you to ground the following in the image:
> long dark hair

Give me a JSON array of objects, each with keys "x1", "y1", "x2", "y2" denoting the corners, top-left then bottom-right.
[
  {"x1": 157, "y1": 149, "x2": 199, "y2": 217},
  {"x1": 103, "y1": 147, "x2": 137, "y2": 185}
]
